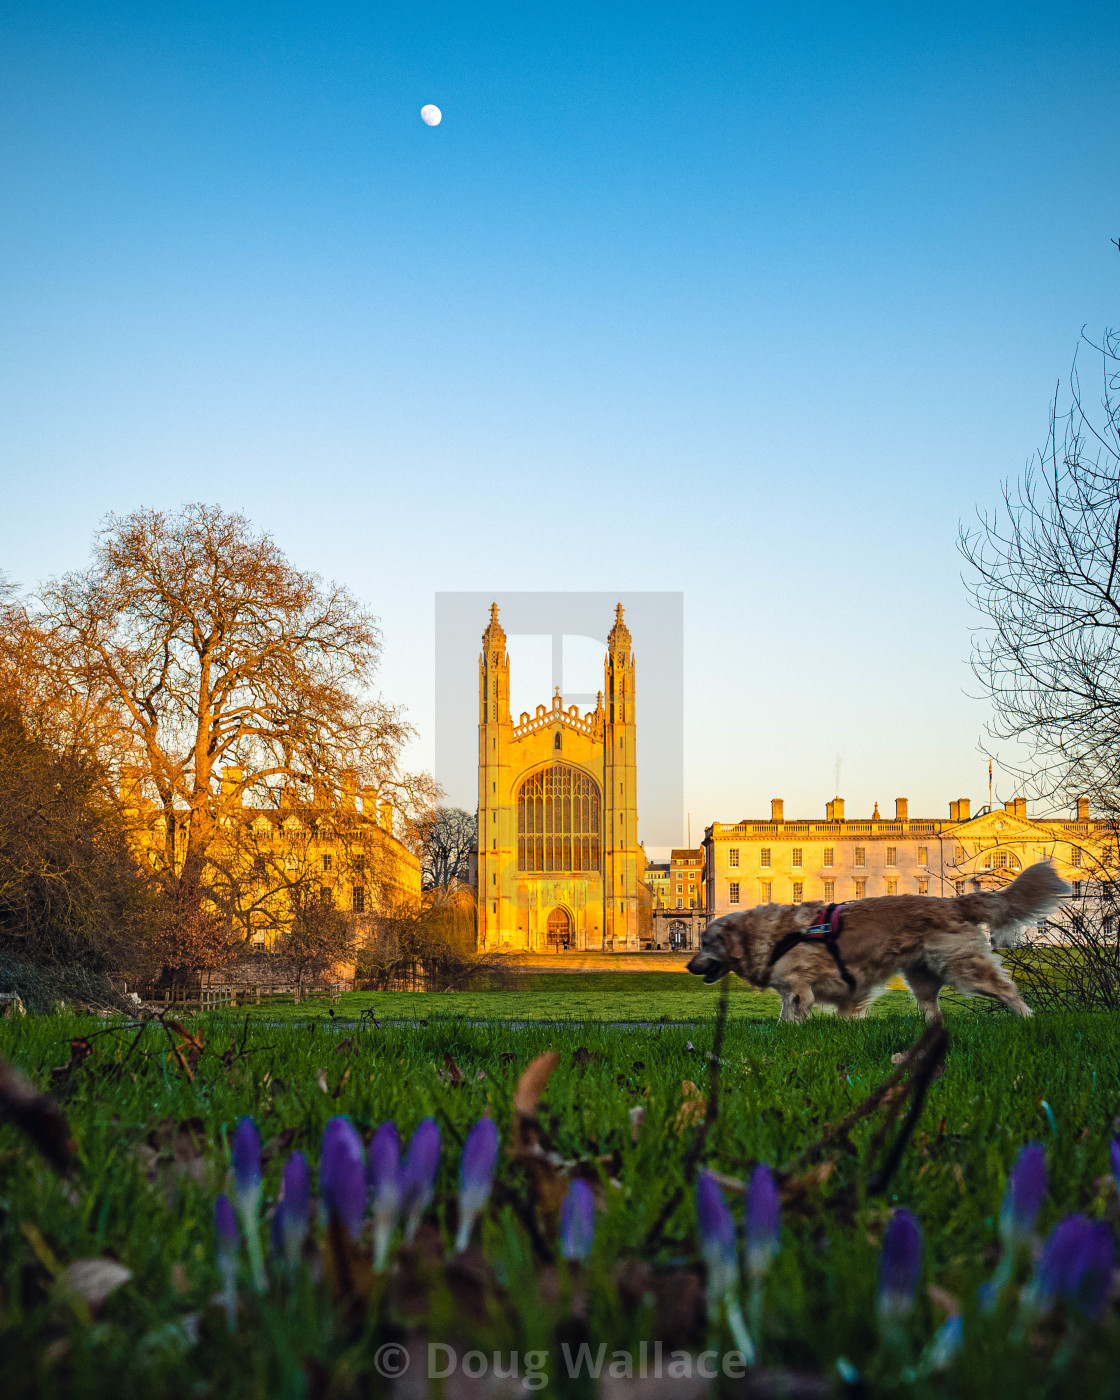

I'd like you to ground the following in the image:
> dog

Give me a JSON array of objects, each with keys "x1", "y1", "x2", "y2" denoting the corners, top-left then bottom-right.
[{"x1": 686, "y1": 861, "x2": 1070, "y2": 1021}]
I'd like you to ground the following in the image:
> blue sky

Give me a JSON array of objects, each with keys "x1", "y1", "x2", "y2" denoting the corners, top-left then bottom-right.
[{"x1": 1, "y1": 2, "x2": 1118, "y2": 840}]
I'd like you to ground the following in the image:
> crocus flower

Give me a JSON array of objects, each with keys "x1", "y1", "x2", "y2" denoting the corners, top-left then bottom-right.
[
  {"x1": 745, "y1": 1164, "x2": 781, "y2": 1278},
  {"x1": 695, "y1": 1170, "x2": 755, "y2": 1363},
  {"x1": 1110, "y1": 1139, "x2": 1120, "y2": 1194},
  {"x1": 214, "y1": 1194, "x2": 239, "y2": 1329},
  {"x1": 320, "y1": 1116, "x2": 366, "y2": 1242},
  {"x1": 696, "y1": 1170, "x2": 738, "y2": 1299},
  {"x1": 878, "y1": 1209, "x2": 923, "y2": 1323},
  {"x1": 368, "y1": 1122, "x2": 401, "y2": 1271},
  {"x1": 231, "y1": 1116, "x2": 262, "y2": 1210},
  {"x1": 230, "y1": 1117, "x2": 266, "y2": 1292},
  {"x1": 275, "y1": 1151, "x2": 310, "y2": 1268},
  {"x1": 922, "y1": 1314, "x2": 964, "y2": 1375},
  {"x1": 1000, "y1": 1143, "x2": 1047, "y2": 1245},
  {"x1": 401, "y1": 1118, "x2": 441, "y2": 1244},
  {"x1": 455, "y1": 1117, "x2": 499, "y2": 1253},
  {"x1": 559, "y1": 1178, "x2": 595, "y2": 1262},
  {"x1": 1035, "y1": 1215, "x2": 1116, "y2": 1320}
]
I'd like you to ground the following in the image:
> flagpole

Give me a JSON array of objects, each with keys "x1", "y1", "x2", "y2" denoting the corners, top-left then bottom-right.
[{"x1": 988, "y1": 760, "x2": 993, "y2": 811}]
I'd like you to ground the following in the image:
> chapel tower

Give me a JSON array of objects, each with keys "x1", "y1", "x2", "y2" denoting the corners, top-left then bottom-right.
[{"x1": 475, "y1": 602, "x2": 642, "y2": 952}]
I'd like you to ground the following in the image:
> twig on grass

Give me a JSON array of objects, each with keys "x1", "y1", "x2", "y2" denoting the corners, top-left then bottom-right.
[
  {"x1": 866, "y1": 1025, "x2": 948, "y2": 1196},
  {"x1": 780, "y1": 1021, "x2": 947, "y2": 1180},
  {"x1": 643, "y1": 975, "x2": 731, "y2": 1250}
]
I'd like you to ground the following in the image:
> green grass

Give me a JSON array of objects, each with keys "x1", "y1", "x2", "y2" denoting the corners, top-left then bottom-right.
[
  {"x1": 250, "y1": 971, "x2": 980, "y2": 1022},
  {"x1": 1, "y1": 1004, "x2": 1118, "y2": 1398}
]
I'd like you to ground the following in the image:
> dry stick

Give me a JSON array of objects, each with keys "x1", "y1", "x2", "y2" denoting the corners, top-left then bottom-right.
[
  {"x1": 643, "y1": 975, "x2": 731, "y2": 1250},
  {"x1": 781, "y1": 1020, "x2": 945, "y2": 1179},
  {"x1": 867, "y1": 1024, "x2": 949, "y2": 1196}
]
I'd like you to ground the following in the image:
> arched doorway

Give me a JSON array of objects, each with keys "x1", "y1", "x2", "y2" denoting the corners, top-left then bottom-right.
[{"x1": 546, "y1": 907, "x2": 573, "y2": 951}]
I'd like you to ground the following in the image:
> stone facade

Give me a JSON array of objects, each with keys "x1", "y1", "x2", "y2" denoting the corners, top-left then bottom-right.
[
  {"x1": 704, "y1": 795, "x2": 1103, "y2": 918},
  {"x1": 476, "y1": 603, "x2": 643, "y2": 952}
]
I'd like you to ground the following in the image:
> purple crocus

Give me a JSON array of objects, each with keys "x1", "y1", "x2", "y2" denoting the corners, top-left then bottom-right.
[
  {"x1": 1036, "y1": 1214, "x2": 1116, "y2": 1320},
  {"x1": 231, "y1": 1117, "x2": 262, "y2": 1209},
  {"x1": 214, "y1": 1194, "x2": 239, "y2": 1329},
  {"x1": 696, "y1": 1170, "x2": 755, "y2": 1364},
  {"x1": 559, "y1": 1178, "x2": 595, "y2": 1262},
  {"x1": 401, "y1": 1118, "x2": 441, "y2": 1244},
  {"x1": 696, "y1": 1170, "x2": 738, "y2": 1301},
  {"x1": 230, "y1": 1117, "x2": 266, "y2": 1292},
  {"x1": 878, "y1": 1209, "x2": 923, "y2": 1322},
  {"x1": 319, "y1": 1116, "x2": 366, "y2": 1242},
  {"x1": 368, "y1": 1122, "x2": 401, "y2": 1271},
  {"x1": 455, "y1": 1117, "x2": 499, "y2": 1253},
  {"x1": 745, "y1": 1164, "x2": 782, "y2": 1278},
  {"x1": 275, "y1": 1151, "x2": 310, "y2": 1268},
  {"x1": 1000, "y1": 1142, "x2": 1047, "y2": 1245},
  {"x1": 1110, "y1": 1139, "x2": 1120, "y2": 1194}
]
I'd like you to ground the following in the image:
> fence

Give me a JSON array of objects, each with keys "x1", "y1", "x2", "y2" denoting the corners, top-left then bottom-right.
[{"x1": 140, "y1": 980, "x2": 351, "y2": 1009}]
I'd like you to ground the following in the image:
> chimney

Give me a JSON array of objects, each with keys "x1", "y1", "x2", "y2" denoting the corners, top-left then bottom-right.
[
  {"x1": 1014, "y1": 797, "x2": 1027, "y2": 818},
  {"x1": 771, "y1": 798, "x2": 784, "y2": 823},
  {"x1": 1004, "y1": 800, "x2": 1015, "y2": 813},
  {"x1": 949, "y1": 800, "x2": 958, "y2": 822},
  {"x1": 221, "y1": 766, "x2": 243, "y2": 802},
  {"x1": 361, "y1": 784, "x2": 378, "y2": 816},
  {"x1": 958, "y1": 797, "x2": 970, "y2": 821},
  {"x1": 895, "y1": 798, "x2": 908, "y2": 821},
  {"x1": 1077, "y1": 796, "x2": 1090, "y2": 822},
  {"x1": 826, "y1": 797, "x2": 845, "y2": 822},
  {"x1": 340, "y1": 768, "x2": 357, "y2": 810},
  {"x1": 378, "y1": 800, "x2": 394, "y2": 835}
]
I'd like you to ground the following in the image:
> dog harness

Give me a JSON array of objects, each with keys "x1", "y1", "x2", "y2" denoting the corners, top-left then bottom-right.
[{"x1": 766, "y1": 903, "x2": 857, "y2": 991}]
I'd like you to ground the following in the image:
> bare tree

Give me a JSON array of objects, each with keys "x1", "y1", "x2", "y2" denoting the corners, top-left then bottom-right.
[
  {"x1": 35, "y1": 504, "x2": 436, "y2": 947},
  {"x1": 276, "y1": 885, "x2": 355, "y2": 1004},
  {"x1": 417, "y1": 806, "x2": 477, "y2": 889},
  {"x1": 960, "y1": 330, "x2": 1120, "y2": 812}
]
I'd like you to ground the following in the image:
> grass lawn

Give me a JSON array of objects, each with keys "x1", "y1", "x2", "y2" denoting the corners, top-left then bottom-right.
[
  {"x1": 249, "y1": 971, "x2": 981, "y2": 1023},
  {"x1": 1, "y1": 1005, "x2": 1118, "y2": 1397}
]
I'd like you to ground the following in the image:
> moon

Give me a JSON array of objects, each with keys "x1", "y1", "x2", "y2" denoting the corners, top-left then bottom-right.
[{"x1": 420, "y1": 104, "x2": 442, "y2": 127}]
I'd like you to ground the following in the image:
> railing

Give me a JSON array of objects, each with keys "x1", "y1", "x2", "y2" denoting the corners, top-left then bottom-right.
[{"x1": 141, "y1": 980, "x2": 350, "y2": 1009}]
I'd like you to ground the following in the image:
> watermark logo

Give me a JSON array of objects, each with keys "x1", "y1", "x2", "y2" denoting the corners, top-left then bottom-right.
[
  {"x1": 373, "y1": 1341, "x2": 752, "y2": 1389},
  {"x1": 434, "y1": 592, "x2": 684, "y2": 848}
]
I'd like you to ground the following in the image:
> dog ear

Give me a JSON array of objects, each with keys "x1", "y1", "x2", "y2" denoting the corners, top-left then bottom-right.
[{"x1": 792, "y1": 903, "x2": 822, "y2": 929}]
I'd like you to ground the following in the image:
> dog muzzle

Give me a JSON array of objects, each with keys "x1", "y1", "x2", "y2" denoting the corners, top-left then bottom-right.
[{"x1": 687, "y1": 950, "x2": 730, "y2": 984}]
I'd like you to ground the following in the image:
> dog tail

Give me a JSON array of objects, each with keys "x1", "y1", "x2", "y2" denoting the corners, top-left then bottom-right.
[{"x1": 955, "y1": 860, "x2": 1071, "y2": 947}]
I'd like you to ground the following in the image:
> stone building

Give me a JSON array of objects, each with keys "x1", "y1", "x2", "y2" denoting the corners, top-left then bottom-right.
[
  {"x1": 703, "y1": 795, "x2": 1103, "y2": 918},
  {"x1": 120, "y1": 763, "x2": 421, "y2": 948},
  {"x1": 476, "y1": 602, "x2": 644, "y2": 952}
]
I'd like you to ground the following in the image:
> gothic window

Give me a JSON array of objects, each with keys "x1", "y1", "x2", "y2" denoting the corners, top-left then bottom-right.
[
  {"x1": 517, "y1": 764, "x2": 601, "y2": 873},
  {"x1": 554, "y1": 731, "x2": 562, "y2": 750}
]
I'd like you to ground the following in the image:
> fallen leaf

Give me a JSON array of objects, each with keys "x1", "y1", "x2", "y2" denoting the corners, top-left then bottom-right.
[
  {"x1": 50, "y1": 1037, "x2": 94, "y2": 1084},
  {"x1": 56, "y1": 1258, "x2": 132, "y2": 1311},
  {"x1": 927, "y1": 1283, "x2": 960, "y2": 1318},
  {"x1": 672, "y1": 1081, "x2": 707, "y2": 1132},
  {"x1": 443, "y1": 1053, "x2": 464, "y2": 1085},
  {"x1": 513, "y1": 1051, "x2": 560, "y2": 1119},
  {"x1": 0, "y1": 1056, "x2": 77, "y2": 1172},
  {"x1": 780, "y1": 1160, "x2": 835, "y2": 1209},
  {"x1": 629, "y1": 1105, "x2": 646, "y2": 1143},
  {"x1": 317, "y1": 1068, "x2": 329, "y2": 1094},
  {"x1": 333, "y1": 1037, "x2": 356, "y2": 1057}
]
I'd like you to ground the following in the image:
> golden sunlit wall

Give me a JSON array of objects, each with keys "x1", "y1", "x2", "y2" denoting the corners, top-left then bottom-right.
[{"x1": 477, "y1": 604, "x2": 643, "y2": 952}]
